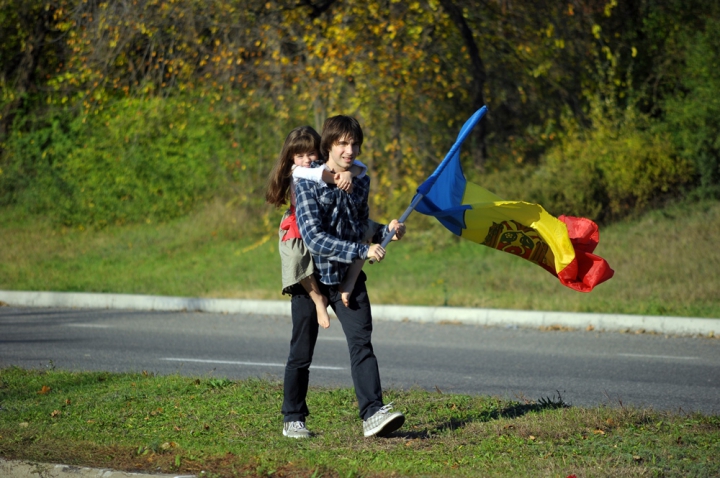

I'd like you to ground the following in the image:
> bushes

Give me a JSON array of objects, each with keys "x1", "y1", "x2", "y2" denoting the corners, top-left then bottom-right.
[
  {"x1": 534, "y1": 109, "x2": 693, "y2": 221},
  {"x1": 0, "y1": 89, "x2": 701, "y2": 228},
  {"x1": 662, "y1": 18, "x2": 720, "y2": 199},
  {"x1": 0, "y1": 95, "x2": 288, "y2": 226},
  {"x1": 478, "y1": 102, "x2": 694, "y2": 223}
]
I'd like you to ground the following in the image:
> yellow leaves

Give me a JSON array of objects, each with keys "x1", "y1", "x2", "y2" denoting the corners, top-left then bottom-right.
[
  {"x1": 604, "y1": 0, "x2": 618, "y2": 17},
  {"x1": 592, "y1": 24, "x2": 602, "y2": 40},
  {"x1": 601, "y1": 45, "x2": 614, "y2": 62}
]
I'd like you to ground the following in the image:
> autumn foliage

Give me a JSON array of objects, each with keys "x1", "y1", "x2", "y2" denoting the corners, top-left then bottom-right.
[{"x1": 0, "y1": 0, "x2": 718, "y2": 226}]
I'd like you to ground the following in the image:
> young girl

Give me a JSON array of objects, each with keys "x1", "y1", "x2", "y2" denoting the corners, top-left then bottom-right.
[{"x1": 266, "y1": 126, "x2": 369, "y2": 328}]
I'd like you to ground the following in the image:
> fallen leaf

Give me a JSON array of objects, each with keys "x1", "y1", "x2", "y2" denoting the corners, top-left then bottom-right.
[
  {"x1": 50, "y1": 410, "x2": 61, "y2": 417},
  {"x1": 38, "y1": 386, "x2": 51, "y2": 395},
  {"x1": 529, "y1": 435, "x2": 536, "y2": 441},
  {"x1": 65, "y1": 399, "x2": 71, "y2": 405},
  {"x1": 593, "y1": 429, "x2": 606, "y2": 435}
]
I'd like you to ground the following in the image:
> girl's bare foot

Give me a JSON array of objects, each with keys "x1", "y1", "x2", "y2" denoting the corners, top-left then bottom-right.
[
  {"x1": 315, "y1": 296, "x2": 330, "y2": 329},
  {"x1": 317, "y1": 308, "x2": 330, "y2": 329}
]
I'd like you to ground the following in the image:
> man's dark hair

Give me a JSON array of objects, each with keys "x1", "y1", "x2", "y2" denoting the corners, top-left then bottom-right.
[{"x1": 320, "y1": 115, "x2": 364, "y2": 158}]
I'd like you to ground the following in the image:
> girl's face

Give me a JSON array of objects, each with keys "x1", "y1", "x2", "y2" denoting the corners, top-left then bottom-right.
[{"x1": 293, "y1": 150, "x2": 318, "y2": 168}]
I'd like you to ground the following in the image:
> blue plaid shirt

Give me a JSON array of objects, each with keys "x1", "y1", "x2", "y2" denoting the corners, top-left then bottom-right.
[{"x1": 295, "y1": 166, "x2": 389, "y2": 285}]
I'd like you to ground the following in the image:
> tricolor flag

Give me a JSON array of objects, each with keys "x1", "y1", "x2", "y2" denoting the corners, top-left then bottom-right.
[{"x1": 413, "y1": 106, "x2": 614, "y2": 292}]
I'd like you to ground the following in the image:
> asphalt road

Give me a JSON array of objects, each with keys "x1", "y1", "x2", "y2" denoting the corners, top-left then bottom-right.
[{"x1": 1, "y1": 306, "x2": 718, "y2": 414}]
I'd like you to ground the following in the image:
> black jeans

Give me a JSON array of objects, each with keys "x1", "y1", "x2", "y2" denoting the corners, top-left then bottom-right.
[{"x1": 282, "y1": 271, "x2": 384, "y2": 422}]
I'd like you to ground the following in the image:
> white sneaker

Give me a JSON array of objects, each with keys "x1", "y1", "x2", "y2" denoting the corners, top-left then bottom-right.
[
  {"x1": 363, "y1": 402, "x2": 405, "y2": 437},
  {"x1": 283, "y1": 420, "x2": 311, "y2": 438}
]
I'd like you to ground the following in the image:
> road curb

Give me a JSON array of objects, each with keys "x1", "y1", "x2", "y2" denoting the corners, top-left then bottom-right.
[
  {"x1": 0, "y1": 458, "x2": 194, "y2": 478},
  {"x1": 1, "y1": 290, "x2": 718, "y2": 336}
]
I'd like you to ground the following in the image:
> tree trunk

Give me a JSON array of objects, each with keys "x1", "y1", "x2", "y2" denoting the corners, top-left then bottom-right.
[
  {"x1": 438, "y1": 0, "x2": 488, "y2": 170},
  {"x1": 0, "y1": 5, "x2": 52, "y2": 138}
]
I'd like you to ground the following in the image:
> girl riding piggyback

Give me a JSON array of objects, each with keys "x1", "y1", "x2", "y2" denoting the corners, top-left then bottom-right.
[{"x1": 265, "y1": 126, "x2": 370, "y2": 328}]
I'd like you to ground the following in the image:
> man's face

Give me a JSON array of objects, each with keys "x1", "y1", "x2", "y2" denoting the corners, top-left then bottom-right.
[
  {"x1": 326, "y1": 135, "x2": 360, "y2": 172},
  {"x1": 293, "y1": 150, "x2": 318, "y2": 168}
]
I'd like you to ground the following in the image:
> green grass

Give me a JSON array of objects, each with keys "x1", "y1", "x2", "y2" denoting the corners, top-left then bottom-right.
[
  {"x1": 1, "y1": 368, "x2": 718, "y2": 477},
  {"x1": 2, "y1": 198, "x2": 720, "y2": 318}
]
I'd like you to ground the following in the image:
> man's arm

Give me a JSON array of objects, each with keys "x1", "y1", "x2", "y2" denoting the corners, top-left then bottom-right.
[
  {"x1": 295, "y1": 179, "x2": 370, "y2": 262},
  {"x1": 352, "y1": 176, "x2": 405, "y2": 245}
]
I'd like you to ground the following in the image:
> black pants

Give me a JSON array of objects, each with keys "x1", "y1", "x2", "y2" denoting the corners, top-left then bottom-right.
[{"x1": 282, "y1": 271, "x2": 383, "y2": 421}]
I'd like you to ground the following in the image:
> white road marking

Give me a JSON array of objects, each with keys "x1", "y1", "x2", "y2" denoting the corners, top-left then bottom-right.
[
  {"x1": 64, "y1": 323, "x2": 112, "y2": 328},
  {"x1": 161, "y1": 357, "x2": 345, "y2": 370},
  {"x1": 618, "y1": 353, "x2": 698, "y2": 360}
]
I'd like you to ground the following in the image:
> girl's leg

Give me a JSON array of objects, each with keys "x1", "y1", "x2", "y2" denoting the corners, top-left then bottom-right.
[
  {"x1": 339, "y1": 259, "x2": 365, "y2": 307},
  {"x1": 299, "y1": 275, "x2": 330, "y2": 329}
]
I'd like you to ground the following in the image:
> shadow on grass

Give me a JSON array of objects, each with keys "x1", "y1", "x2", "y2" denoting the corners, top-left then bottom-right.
[{"x1": 391, "y1": 392, "x2": 571, "y2": 439}]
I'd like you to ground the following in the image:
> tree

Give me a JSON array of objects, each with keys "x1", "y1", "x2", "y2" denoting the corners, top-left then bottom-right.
[{"x1": 438, "y1": 0, "x2": 487, "y2": 169}]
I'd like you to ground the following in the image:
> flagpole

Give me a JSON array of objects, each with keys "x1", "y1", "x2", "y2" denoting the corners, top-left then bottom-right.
[{"x1": 368, "y1": 193, "x2": 424, "y2": 264}]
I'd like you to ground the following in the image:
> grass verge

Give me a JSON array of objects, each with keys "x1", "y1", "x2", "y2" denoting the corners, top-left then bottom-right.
[
  {"x1": 0, "y1": 368, "x2": 718, "y2": 477},
  {"x1": 1, "y1": 198, "x2": 720, "y2": 318}
]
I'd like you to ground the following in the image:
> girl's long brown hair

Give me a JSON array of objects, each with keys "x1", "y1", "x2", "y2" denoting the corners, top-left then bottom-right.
[{"x1": 265, "y1": 126, "x2": 322, "y2": 208}]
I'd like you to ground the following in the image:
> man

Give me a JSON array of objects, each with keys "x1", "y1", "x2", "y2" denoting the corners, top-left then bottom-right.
[{"x1": 281, "y1": 115, "x2": 407, "y2": 439}]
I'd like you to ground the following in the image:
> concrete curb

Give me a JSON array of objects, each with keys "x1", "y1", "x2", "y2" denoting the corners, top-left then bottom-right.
[
  {"x1": 1, "y1": 290, "x2": 718, "y2": 336},
  {"x1": 0, "y1": 458, "x2": 194, "y2": 478}
]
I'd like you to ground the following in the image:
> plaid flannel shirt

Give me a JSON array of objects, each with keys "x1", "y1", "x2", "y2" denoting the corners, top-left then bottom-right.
[{"x1": 295, "y1": 165, "x2": 389, "y2": 285}]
